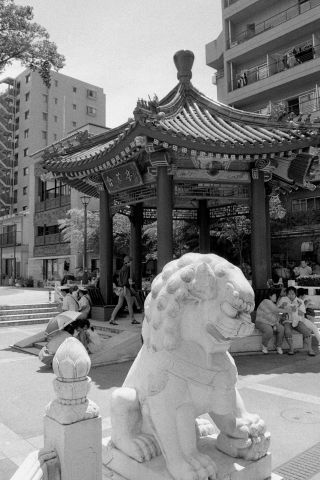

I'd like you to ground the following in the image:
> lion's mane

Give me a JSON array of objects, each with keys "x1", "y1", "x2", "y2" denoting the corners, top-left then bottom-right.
[{"x1": 142, "y1": 253, "x2": 237, "y2": 352}]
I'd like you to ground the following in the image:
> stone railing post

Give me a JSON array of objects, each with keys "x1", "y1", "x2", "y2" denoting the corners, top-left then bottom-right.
[{"x1": 44, "y1": 337, "x2": 102, "y2": 480}]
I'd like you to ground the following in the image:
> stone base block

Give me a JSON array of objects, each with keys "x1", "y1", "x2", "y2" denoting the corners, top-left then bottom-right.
[
  {"x1": 103, "y1": 435, "x2": 274, "y2": 480},
  {"x1": 230, "y1": 328, "x2": 303, "y2": 355},
  {"x1": 91, "y1": 305, "x2": 116, "y2": 322}
]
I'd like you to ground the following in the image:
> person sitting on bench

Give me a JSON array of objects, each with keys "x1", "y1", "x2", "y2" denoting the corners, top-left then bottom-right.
[{"x1": 255, "y1": 289, "x2": 285, "y2": 355}]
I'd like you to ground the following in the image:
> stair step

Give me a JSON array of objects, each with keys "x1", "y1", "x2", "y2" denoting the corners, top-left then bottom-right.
[
  {"x1": 0, "y1": 309, "x2": 59, "y2": 318},
  {"x1": 0, "y1": 303, "x2": 59, "y2": 310},
  {"x1": 0, "y1": 318, "x2": 51, "y2": 327},
  {"x1": 0, "y1": 307, "x2": 59, "y2": 313},
  {"x1": 0, "y1": 312, "x2": 55, "y2": 322}
]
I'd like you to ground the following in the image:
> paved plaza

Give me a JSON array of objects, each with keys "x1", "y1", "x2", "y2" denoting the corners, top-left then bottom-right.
[{"x1": 1, "y1": 288, "x2": 320, "y2": 479}]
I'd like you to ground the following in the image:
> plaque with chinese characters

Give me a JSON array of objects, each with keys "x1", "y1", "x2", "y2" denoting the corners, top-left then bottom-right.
[{"x1": 102, "y1": 161, "x2": 143, "y2": 193}]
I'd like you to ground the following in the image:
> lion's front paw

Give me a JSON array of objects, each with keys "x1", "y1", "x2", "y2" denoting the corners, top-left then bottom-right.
[
  {"x1": 168, "y1": 454, "x2": 217, "y2": 480},
  {"x1": 216, "y1": 431, "x2": 270, "y2": 461},
  {"x1": 114, "y1": 433, "x2": 161, "y2": 463}
]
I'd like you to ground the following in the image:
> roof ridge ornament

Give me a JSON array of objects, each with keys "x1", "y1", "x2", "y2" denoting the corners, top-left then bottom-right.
[{"x1": 173, "y1": 50, "x2": 194, "y2": 86}]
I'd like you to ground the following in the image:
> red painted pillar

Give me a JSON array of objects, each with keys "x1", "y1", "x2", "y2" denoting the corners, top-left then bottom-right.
[
  {"x1": 198, "y1": 199, "x2": 210, "y2": 253},
  {"x1": 250, "y1": 171, "x2": 270, "y2": 289},
  {"x1": 99, "y1": 187, "x2": 113, "y2": 304},
  {"x1": 130, "y1": 203, "x2": 143, "y2": 289},
  {"x1": 157, "y1": 166, "x2": 173, "y2": 272}
]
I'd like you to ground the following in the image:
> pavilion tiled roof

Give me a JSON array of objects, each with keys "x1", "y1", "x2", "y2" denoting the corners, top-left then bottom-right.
[{"x1": 41, "y1": 51, "x2": 320, "y2": 194}]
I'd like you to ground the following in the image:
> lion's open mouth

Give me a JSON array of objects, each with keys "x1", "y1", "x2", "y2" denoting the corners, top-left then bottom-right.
[{"x1": 207, "y1": 297, "x2": 255, "y2": 341}]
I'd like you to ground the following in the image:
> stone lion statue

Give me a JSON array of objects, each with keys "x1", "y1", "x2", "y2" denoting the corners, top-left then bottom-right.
[{"x1": 110, "y1": 253, "x2": 270, "y2": 480}]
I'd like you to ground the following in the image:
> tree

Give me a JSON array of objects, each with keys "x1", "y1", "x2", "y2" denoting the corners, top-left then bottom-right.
[
  {"x1": 211, "y1": 215, "x2": 251, "y2": 266},
  {"x1": 58, "y1": 209, "x2": 132, "y2": 258},
  {"x1": 0, "y1": 0, "x2": 65, "y2": 86}
]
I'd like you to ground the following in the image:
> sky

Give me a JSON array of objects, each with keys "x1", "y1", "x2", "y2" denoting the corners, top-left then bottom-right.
[{"x1": 1, "y1": 0, "x2": 222, "y2": 127}]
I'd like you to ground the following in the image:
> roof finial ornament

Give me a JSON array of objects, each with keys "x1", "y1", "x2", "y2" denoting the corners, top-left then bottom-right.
[{"x1": 173, "y1": 50, "x2": 194, "y2": 85}]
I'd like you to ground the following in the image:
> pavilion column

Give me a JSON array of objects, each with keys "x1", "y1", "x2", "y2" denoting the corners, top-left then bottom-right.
[
  {"x1": 130, "y1": 203, "x2": 143, "y2": 289},
  {"x1": 250, "y1": 170, "x2": 270, "y2": 289},
  {"x1": 265, "y1": 189, "x2": 272, "y2": 280},
  {"x1": 99, "y1": 187, "x2": 113, "y2": 304},
  {"x1": 198, "y1": 199, "x2": 210, "y2": 253},
  {"x1": 157, "y1": 166, "x2": 173, "y2": 272}
]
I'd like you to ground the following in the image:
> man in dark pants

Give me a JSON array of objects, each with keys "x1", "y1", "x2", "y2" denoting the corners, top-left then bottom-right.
[{"x1": 109, "y1": 256, "x2": 140, "y2": 325}]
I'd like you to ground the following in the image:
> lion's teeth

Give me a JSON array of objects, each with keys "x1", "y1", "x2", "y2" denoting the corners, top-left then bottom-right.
[{"x1": 221, "y1": 302, "x2": 238, "y2": 318}]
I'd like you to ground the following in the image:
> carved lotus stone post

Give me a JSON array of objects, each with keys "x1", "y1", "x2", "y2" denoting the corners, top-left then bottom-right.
[{"x1": 44, "y1": 337, "x2": 102, "y2": 480}]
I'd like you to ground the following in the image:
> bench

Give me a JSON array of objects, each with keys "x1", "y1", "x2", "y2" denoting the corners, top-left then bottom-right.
[{"x1": 230, "y1": 328, "x2": 303, "y2": 355}]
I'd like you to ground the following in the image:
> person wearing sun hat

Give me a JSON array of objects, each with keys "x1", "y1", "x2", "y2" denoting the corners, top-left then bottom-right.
[
  {"x1": 39, "y1": 311, "x2": 82, "y2": 367},
  {"x1": 77, "y1": 285, "x2": 91, "y2": 320},
  {"x1": 60, "y1": 285, "x2": 79, "y2": 312}
]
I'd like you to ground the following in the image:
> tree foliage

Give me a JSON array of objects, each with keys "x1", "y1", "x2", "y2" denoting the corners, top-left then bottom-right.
[
  {"x1": 58, "y1": 209, "x2": 131, "y2": 257},
  {"x1": 210, "y1": 215, "x2": 251, "y2": 266},
  {"x1": 0, "y1": 0, "x2": 65, "y2": 86}
]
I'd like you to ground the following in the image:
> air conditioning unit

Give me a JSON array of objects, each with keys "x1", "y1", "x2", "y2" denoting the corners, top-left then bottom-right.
[{"x1": 212, "y1": 74, "x2": 217, "y2": 85}]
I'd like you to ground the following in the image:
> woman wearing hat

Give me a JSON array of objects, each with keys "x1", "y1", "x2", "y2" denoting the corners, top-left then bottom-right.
[
  {"x1": 39, "y1": 311, "x2": 82, "y2": 367},
  {"x1": 77, "y1": 286, "x2": 91, "y2": 320},
  {"x1": 60, "y1": 285, "x2": 79, "y2": 312}
]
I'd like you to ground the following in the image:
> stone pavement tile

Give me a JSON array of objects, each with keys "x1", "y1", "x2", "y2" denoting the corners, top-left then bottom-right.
[
  {"x1": 0, "y1": 457, "x2": 18, "y2": 479},
  {"x1": 0, "y1": 438, "x2": 35, "y2": 458},
  {"x1": 25, "y1": 435, "x2": 43, "y2": 449},
  {"x1": 0, "y1": 423, "x2": 20, "y2": 450}
]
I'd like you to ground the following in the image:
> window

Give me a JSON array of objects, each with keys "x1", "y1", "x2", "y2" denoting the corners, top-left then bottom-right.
[
  {"x1": 13, "y1": 208, "x2": 17, "y2": 213},
  {"x1": 86, "y1": 106, "x2": 97, "y2": 116},
  {"x1": 23, "y1": 148, "x2": 28, "y2": 157},
  {"x1": 42, "y1": 112, "x2": 48, "y2": 121},
  {"x1": 42, "y1": 131, "x2": 47, "y2": 140},
  {"x1": 25, "y1": 92, "x2": 30, "y2": 102},
  {"x1": 14, "y1": 154, "x2": 18, "y2": 166},
  {"x1": 43, "y1": 94, "x2": 48, "y2": 103},
  {"x1": 54, "y1": 115, "x2": 58, "y2": 122},
  {"x1": 73, "y1": 87, "x2": 77, "y2": 93},
  {"x1": 53, "y1": 133, "x2": 57, "y2": 141},
  {"x1": 37, "y1": 226, "x2": 44, "y2": 236},
  {"x1": 72, "y1": 121, "x2": 77, "y2": 128},
  {"x1": 54, "y1": 98, "x2": 58, "y2": 105},
  {"x1": 300, "y1": 91, "x2": 317, "y2": 115},
  {"x1": 15, "y1": 135, "x2": 19, "y2": 148},
  {"x1": 72, "y1": 104, "x2": 77, "y2": 110},
  {"x1": 14, "y1": 171, "x2": 18, "y2": 185},
  {"x1": 25, "y1": 74, "x2": 30, "y2": 83},
  {"x1": 24, "y1": 110, "x2": 29, "y2": 120},
  {"x1": 13, "y1": 190, "x2": 17, "y2": 203},
  {"x1": 54, "y1": 80, "x2": 58, "y2": 87},
  {"x1": 22, "y1": 206, "x2": 28, "y2": 211},
  {"x1": 23, "y1": 167, "x2": 29, "y2": 176},
  {"x1": 87, "y1": 89, "x2": 97, "y2": 99},
  {"x1": 24, "y1": 129, "x2": 29, "y2": 139},
  {"x1": 23, "y1": 186, "x2": 27, "y2": 195}
]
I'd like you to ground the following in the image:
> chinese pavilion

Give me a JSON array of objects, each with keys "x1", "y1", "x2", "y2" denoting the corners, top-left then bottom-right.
[{"x1": 41, "y1": 50, "x2": 320, "y2": 303}]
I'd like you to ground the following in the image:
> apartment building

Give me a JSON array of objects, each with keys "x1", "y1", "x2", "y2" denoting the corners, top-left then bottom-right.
[
  {"x1": 0, "y1": 69, "x2": 106, "y2": 284},
  {"x1": 206, "y1": 0, "x2": 320, "y2": 264}
]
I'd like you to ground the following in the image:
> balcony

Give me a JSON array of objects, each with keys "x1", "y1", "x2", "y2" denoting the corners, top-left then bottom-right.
[
  {"x1": 35, "y1": 233, "x2": 62, "y2": 246},
  {"x1": 229, "y1": 0, "x2": 320, "y2": 49},
  {"x1": 0, "y1": 231, "x2": 21, "y2": 247},
  {"x1": 35, "y1": 194, "x2": 71, "y2": 212},
  {"x1": 233, "y1": 39, "x2": 316, "y2": 91},
  {"x1": 271, "y1": 210, "x2": 320, "y2": 233}
]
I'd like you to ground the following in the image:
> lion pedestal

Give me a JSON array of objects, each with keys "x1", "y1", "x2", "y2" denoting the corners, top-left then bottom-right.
[{"x1": 106, "y1": 253, "x2": 276, "y2": 480}]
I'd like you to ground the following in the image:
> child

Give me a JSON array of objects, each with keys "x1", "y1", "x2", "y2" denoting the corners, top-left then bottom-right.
[
  {"x1": 255, "y1": 290, "x2": 285, "y2": 354},
  {"x1": 277, "y1": 286, "x2": 315, "y2": 356},
  {"x1": 76, "y1": 319, "x2": 102, "y2": 354}
]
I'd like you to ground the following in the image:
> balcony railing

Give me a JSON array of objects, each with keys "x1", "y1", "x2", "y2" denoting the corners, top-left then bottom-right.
[
  {"x1": 35, "y1": 195, "x2": 71, "y2": 212},
  {"x1": 233, "y1": 39, "x2": 318, "y2": 92},
  {"x1": 34, "y1": 233, "x2": 63, "y2": 246},
  {"x1": 0, "y1": 231, "x2": 21, "y2": 247},
  {"x1": 271, "y1": 210, "x2": 320, "y2": 232},
  {"x1": 229, "y1": 0, "x2": 320, "y2": 48}
]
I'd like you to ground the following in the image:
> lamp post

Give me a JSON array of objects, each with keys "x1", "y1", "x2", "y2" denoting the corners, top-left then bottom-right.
[{"x1": 80, "y1": 195, "x2": 91, "y2": 273}]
